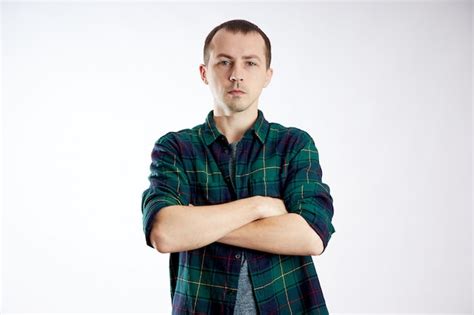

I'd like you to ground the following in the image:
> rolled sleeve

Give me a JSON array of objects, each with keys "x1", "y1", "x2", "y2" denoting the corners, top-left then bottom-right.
[
  {"x1": 141, "y1": 133, "x2": 191, "y2": 248},
  {"x1": 282, "y1": 133, "x2": 335, "y2": 254}
]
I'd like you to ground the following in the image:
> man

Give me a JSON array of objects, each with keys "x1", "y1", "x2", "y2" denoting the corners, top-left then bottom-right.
[{"x1": 141, "y1": 19, "x2": 336, "y2": 314}]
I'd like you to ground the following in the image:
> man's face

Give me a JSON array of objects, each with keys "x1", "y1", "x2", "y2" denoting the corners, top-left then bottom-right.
[{"x1": 200, "y1": 29, "x2": 273, "y2": 113}]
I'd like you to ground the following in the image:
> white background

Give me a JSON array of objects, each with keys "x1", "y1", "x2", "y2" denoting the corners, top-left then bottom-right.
[{"x1": 1, "y1": 1, "x2": 472, "y2": 314}]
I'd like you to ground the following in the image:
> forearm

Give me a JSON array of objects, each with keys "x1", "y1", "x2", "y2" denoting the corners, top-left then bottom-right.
[
  {"x1": 150, "y1": 196, "x2": 262, "y2": 253},
  {"x1": 216, "y1": 213, "x2": 323, "y2": 256}
]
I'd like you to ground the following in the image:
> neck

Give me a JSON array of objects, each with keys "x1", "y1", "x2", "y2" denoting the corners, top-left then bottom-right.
[{"x1": 213, "y1": 105, "x2": 258, "y2": 144}]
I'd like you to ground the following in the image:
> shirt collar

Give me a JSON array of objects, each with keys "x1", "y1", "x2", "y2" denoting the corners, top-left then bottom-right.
[{"x1": 202, "y1": 109, "x2": 269, "y2": 146}]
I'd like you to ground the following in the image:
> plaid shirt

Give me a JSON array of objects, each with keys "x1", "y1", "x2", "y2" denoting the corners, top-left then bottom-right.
[{"x1": 141, "y1": 109, "x2": 336, "y2": 314}]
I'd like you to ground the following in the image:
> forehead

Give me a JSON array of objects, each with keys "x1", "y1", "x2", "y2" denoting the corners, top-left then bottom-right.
[{"x1": 209, "y1": 29, "x2": 266, "y2": 59}]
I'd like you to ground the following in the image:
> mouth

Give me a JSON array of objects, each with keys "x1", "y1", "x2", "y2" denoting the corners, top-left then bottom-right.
[{"x1": 228, "y1": 89, "x2": 245, "y2": 96}]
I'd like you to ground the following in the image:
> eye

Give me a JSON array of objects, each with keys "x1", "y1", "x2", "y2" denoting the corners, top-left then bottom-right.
[
  {"x1": 219, "y1": 60, "x2": 231, "y2": 65},
  {"x1": 247, "y1": 61, "x2": 257, "y2": 66}
]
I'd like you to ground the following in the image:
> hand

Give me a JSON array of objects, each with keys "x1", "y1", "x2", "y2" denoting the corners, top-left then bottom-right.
[{"x1": 256, "y1": 196, "x2": 288, "y2": 219}]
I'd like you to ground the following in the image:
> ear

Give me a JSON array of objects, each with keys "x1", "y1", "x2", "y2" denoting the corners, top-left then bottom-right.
[
  {"x1": 199, "y1": 64, "x2": 209, "y2": 85},
  {"x1": 263, "y1": 67, "x2": 273, "y2": 88}
]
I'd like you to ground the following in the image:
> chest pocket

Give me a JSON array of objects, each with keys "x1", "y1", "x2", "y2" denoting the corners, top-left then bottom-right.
[
  {"x1": 189, "y1": 159, "x2": 232, "y2": 205},
  {"x1": 247, "y1": 158, "x2": 285, "y2": 198}
]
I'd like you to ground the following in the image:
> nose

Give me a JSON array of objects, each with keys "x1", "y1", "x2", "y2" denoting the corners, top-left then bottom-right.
[
  {"x1": 229, "y1": 64, "x2": 244, "y2": 82},
  {"x1": 230, "y1": 75, "x2": 243, "y2": 82}
]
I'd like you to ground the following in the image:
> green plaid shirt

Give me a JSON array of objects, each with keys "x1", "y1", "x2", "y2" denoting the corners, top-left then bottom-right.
[{"x1": 141, "y1": 109, "x2": 336, "y2": 314}]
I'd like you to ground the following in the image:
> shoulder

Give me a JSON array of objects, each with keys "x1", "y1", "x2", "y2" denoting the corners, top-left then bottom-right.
[
  {"x1": 154, "y1": 123, "x2": 203, "y2": 153},
  {"x1": 267, "y1": 122, "x2": 315, "y2": 153},
  {"x1": 155, "y1": 129, "x2": 192, "y2": 145}
]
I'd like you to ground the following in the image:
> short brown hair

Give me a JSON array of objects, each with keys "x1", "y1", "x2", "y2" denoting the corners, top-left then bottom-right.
[{"x1": 203, "y1": 19, "x2": 272, "y2": 69}]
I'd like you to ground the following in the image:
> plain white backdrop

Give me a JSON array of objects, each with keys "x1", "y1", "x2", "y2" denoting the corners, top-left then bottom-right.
[{"x1": 1, "y1": 1, "x2": 472, "y2": 314}]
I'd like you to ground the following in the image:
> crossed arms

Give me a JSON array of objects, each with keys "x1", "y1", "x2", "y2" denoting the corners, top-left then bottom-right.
[
  {"x1": 142, "y1": 133, "x2": 335, "y2": 257},
  {"x1": 149, "y1": 196, "x2": 324, "y2": 256}
]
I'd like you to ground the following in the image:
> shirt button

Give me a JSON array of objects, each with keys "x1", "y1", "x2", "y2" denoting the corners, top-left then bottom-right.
[
  {"x1": 224, "y1": 148, "x2": 229, "y2": 154},
  {"x1": 235, "y1": 253, "x2": 241, "y2": 259}
]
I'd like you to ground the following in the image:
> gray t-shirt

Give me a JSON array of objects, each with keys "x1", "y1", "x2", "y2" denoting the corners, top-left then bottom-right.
[{"x1": 228, "y1": 141, "x2": 258, "y2": 315}]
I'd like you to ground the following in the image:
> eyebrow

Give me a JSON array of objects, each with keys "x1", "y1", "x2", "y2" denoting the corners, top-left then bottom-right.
[{"x1": 215, "y1": 53, "x2": 262, "y2": 61}]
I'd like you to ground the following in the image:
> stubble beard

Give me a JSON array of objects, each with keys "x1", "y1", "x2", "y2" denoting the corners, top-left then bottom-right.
[
  {"x1": 224, "y1": 93, "x2": 254, "y2": 113},
  {"x1": 227, "y1": 101, "x2": 250, "y2": 113},
  {"x1": 216, "y1": 94, "x2": 242, "y2": 112}
]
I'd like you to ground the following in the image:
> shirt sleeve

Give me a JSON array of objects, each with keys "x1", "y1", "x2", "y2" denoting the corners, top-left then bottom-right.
[
  {"x1": 141, "y1": 133, "x2": 191, "y2": 248},
  {"x1": 282, "y1": 132, "x2": 336, "y2": 254}
]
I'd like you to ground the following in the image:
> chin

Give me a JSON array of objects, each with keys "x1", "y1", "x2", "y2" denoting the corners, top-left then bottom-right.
[
  {"x1": 223, "y1": 99, "x2": 249, "y2": 110},
  {"x1": 229, "y1": 104, "x2": 251, "y2": 113}
]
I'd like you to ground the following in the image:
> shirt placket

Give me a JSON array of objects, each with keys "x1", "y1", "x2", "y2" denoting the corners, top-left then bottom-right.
[{"x1": 229, "y1": 141, "x2": 245, "y2": 265}]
